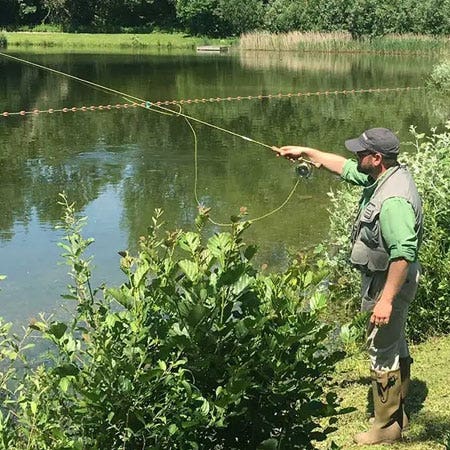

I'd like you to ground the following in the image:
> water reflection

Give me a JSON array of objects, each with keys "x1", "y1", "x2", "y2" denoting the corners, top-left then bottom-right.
[{"x1": 0, "y1": 51, "x2": 448, "y2": 323}]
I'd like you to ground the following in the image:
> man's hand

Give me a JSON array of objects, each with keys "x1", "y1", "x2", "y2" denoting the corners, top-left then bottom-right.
[
  {"x1": 370, "y1": 259, "x2": 410, "y2": 327},
  {"x1": 272, "y1": 145, "x2": 346, "y2": 175},
  {"x1": 371, "y1": 298, "x2": 393, "y2": 326},
  {"x1": 272, "y1": 145, "x2": 314, "y2": 162}
]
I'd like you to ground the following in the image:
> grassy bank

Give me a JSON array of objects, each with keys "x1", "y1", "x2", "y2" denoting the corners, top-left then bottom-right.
[
  {"x1": 319, "y1": 335, "x2": 450, "y2": 450},
  {"x1": 3, "y1": 31, "x2": 236, "y2": 50},
  {"x1": 240, "y1": 31, "x2": 450, "y2": 54},
  {"x1": 3, "y1": 31, "x2": 450, "y2": 54}
]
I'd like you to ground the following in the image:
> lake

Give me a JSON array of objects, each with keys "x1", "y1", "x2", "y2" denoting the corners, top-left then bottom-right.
[{"x1": 0, "y1": 49, "x2": 447, "y2": 324}]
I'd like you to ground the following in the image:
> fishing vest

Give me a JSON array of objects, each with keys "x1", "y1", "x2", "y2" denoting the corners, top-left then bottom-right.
[{"x1": 350, "y1": 165, "x2": 423, "y2": 273}]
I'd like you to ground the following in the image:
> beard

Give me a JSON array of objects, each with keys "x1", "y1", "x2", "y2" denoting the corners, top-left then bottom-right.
[{"x1": 357, "y1": 161, "x2": 372, "y2": 175}]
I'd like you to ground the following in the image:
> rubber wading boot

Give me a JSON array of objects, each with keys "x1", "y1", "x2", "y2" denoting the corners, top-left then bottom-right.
[
  {"x1": 354, "y1": 369, "x2": 403, "y2": 445},
  {"x1": 368, "y1": 357, "x2": 412, "y2": 429}
]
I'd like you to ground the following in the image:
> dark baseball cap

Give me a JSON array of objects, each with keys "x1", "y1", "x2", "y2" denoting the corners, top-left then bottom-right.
[{"x1": 345, "y1": 128, "x2": 400, "y2": 156}]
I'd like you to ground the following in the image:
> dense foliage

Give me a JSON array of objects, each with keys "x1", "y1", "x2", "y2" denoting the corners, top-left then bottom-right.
[
  {"x1": 1, "y1": 0, "x2": 450, "y2": 37},
  {"x1": 323, "y1": 122, "x2": 450, "y2": 342},
  {"x1": 428, "y1": 60, "x2": 450, "y2": 91},
  {"x1": 0, "y1": 197, "x2": 348, "y2": 449}
]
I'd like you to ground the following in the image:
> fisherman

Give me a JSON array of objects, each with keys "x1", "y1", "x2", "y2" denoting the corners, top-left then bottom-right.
[{"x1": 273, "y1": 128, "x2": 422, "y2": 445}]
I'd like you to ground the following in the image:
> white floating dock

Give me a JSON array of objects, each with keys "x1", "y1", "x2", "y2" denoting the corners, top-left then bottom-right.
[{"x1": 196, "y1": 46, "x2": 229, "y2": 53}]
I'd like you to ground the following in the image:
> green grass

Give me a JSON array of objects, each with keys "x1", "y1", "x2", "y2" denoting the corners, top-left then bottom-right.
[
  {"x1": 3, "y1": 31, "x2": 237, "y2": 51},
  {"x1": 319, "y1": 335, "x2": 450, "y2": 449}
]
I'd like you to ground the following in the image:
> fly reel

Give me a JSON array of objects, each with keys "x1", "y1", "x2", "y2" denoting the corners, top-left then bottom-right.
[{"x1": 295, "y1": 162, "x2": 313, "y2": 178}]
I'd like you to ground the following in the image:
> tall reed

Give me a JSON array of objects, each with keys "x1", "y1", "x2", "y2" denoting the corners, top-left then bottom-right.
[{"x1": 239, "y1": 31, "x2": 450, "y2": 54}]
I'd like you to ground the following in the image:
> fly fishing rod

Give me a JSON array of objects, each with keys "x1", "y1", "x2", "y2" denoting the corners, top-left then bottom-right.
[{"x1": 0, "y1": 51, "x2": 317, "y2": 226}]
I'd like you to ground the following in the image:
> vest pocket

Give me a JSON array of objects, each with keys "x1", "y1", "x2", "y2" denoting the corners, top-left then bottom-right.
[
  {"x1": 350, "y1": 241, "x2": 390, "y2": 272},
  {"x1": 359, "y1": 217, "x2": 381, "y2": 248}
]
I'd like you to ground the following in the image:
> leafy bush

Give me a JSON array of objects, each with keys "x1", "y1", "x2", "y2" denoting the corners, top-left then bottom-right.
[
  {"x1": 406, "y1": 123, "x2": 450, "y2": 340},
  {"x1": 322, "y1": 122, "x2": 450, "y2": 342},
  {"x1": 218, "y1": 0, "x2": 265, "y2": 35},
  {"x1": 175, "y1": 0, "x2": 264, "y2": 36},
  {"x1": 0, "y1": 197, "x2": 348, "y2": 449},
  {"x1": 428, "y1": 60, "x2": 450, "y2": 90},
  {"x1": 264, "y1": 0, "x2": 310, "y2": 33},
  {"x1": 175, "y1": 0, "x2": 226, "y2": 36}
]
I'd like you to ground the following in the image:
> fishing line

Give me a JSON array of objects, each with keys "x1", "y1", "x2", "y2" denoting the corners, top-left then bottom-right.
[
  {"x1": 0, "y1": 52, "x2": 146, "y2": 104},
  {"x1": 0, "y1": 51, "x2": 309, "y2": 226},
  {"x1": 183, "y1": 116, "x2": 302, "y2": 227},
  {"x1": 0, "y1": 52, "x2": 276, "y2": 149}
]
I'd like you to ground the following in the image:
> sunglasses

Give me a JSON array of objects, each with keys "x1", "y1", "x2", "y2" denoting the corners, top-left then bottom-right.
[{"x1": 357, "y1": 150, "x2": 377, "y2": 158}]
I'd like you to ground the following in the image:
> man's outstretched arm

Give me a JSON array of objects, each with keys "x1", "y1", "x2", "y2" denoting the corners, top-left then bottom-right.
[{"x1": 272, "y1": 145, "x2": 348, "y2": 176}]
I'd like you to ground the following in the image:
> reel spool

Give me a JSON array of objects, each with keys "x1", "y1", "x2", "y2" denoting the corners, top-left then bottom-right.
[{"x1": 295, "y1": 162, "x2": 313, "y2": 178}]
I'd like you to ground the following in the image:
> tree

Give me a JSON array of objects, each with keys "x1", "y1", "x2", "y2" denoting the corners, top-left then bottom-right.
[
  {"x1": 175, "y1": 0, "x2": 228, "y2": 36},
  {"x1": 264, "y1": 0, "x2": 310, "y2": 33},
  {"x1": 41, "y1": 0, "x2": 69, "y2": 24},
  {"x1": 0, "y1": 0, "x2": 17, "y2": 26},
  {"x1": 218, "y1": 0, "x2": 265, "y2": 35}
]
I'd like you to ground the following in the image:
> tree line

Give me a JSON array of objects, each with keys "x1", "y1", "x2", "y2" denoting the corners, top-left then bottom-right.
[{"x1": 1, "y1": 0, "x2": 450, "y2": 38}]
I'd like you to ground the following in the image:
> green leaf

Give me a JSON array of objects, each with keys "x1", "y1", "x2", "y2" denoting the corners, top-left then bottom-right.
[
  {"x1": 48, "y1": 322, "x2": 67, "y2": 339},
  {"x1": 182, "y1": 380, "x2": 192, "y2": 396},
  {"x1": 199, "y1": 399, "x2": 210, "y2": 416},
  {"x1": 133, "y1": 260, "x2": 149, "y2": 287},
  {"x1": 59, "y1": 377, "x2": 71, "y2": 393},
  {"x1": 53, "y1": 364, "x2": 79, "y2": 377},
  {"x1": 232, "y1": 274, "x2": 252, "y2": 296},
  {"x1": 303, "y1": 270, "x2": 313, "y2": 287},
  {"x1": 171, "y1": 323, "x2": 190, "y2": 338},
  {"x1": 309, "y1": 292, "x2": 327, "y2": 312},
  {"x1": 244, "y1": 244, "x2": 258, "y2": 261},
  {"x1": 30, "y1": 401, "x2": 37, "y2": 415},
  {"x1": 207, "y1": 233, "x2": 232, "y2": 258},
  {"x1": 179, "y1": 232, "x2": 201, "y2": 254},
  {"x1": 179, "y1": 260, "x2": 199, "y2": 282},
  {"x1": 107, "y1": 287, "x2": 131, "y2": 308}
]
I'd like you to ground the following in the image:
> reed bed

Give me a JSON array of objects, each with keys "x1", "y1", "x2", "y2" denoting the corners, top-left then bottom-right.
[{"x1": 240, "y1": 31, "x2": 450, "y2": 54}]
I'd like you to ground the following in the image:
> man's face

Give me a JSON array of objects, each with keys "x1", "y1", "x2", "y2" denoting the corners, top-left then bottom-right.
[{"x1": 356, "y1": 151, "x2": 376, "y2": 175}]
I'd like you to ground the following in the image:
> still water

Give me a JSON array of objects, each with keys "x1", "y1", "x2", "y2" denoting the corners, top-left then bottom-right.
[{"x1": 0, "y1": 50, "x2": 447, "y2": 324}]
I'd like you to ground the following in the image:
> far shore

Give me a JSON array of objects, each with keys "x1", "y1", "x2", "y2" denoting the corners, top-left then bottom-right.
[
  {"x1": 1, "y1": 31, "x2": 236, "y2": 51},
  {"x1": 1, "y1": 31, "x2": 449, "y2": 54}
]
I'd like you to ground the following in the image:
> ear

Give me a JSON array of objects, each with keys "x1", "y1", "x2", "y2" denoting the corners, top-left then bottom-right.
[{"x1": 372, "y1": 152, "x2": 384, "y2": 167}]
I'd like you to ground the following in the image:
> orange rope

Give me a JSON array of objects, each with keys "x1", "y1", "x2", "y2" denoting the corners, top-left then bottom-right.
[{"x1": 1, "y1": 86, "x2": 422, "y2": 118}]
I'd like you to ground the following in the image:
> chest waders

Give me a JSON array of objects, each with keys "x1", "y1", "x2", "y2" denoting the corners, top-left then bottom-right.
[{"x1": 350, "y1": 166, "x2": 422, "y2": 446}]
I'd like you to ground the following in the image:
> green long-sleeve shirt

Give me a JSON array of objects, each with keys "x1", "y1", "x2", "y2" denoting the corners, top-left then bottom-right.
[{"x1": 341, "y1": 159, "x2": 419, "y2": 262}]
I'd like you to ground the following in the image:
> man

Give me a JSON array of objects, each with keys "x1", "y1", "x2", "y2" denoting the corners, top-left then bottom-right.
[{"x1": 273, "y1": 128, "x2": 422, "y2": 445}]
